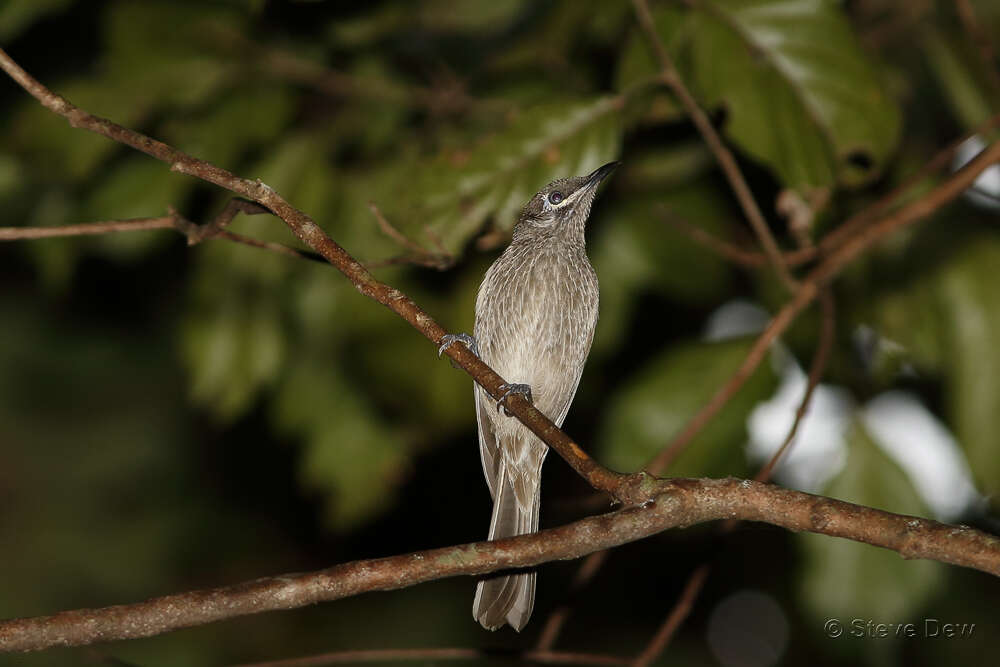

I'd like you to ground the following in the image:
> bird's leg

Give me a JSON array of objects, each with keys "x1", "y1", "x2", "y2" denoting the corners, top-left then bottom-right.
[
  {"x1": 497, "y1": 383, "x2": 533, "y2": 416},
  {"x1": 438, "y1": 332, "x2": 479, "y2": 358}
]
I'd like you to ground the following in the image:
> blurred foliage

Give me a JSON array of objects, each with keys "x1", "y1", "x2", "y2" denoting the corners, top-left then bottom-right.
[
  {"x1": 1, "y1": 0, "x2": 999, "y2": 665},
  {"x1": 798, "y1": 424, "x2": 946, "y2": 662}
]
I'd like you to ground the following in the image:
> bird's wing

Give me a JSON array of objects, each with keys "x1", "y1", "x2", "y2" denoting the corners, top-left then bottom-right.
[{"x1": 475, "y1": 385, "x2": 501, "y2": 501}]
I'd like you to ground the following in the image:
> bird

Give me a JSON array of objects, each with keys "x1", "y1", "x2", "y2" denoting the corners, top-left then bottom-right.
[{"x1": 441, "y1": 161, "x2": 618, "y2": 631}]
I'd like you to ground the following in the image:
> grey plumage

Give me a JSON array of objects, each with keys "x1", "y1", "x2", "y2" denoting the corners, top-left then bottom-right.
[{"x1": 471, "y1": 162, "x2": 617, "y2": 631}]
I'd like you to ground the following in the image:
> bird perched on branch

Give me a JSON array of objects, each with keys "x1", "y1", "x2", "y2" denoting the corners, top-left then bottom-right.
[{"x1": 441, "y1": 161, "x2": 618, "y2": 631}]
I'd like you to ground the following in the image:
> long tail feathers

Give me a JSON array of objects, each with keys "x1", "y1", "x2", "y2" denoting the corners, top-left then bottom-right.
[{"x1": 472, "y1": 467, "x2": 539, "y2": 631}]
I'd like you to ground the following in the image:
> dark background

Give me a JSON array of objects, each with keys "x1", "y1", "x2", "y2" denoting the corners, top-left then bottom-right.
[{"x1": 1, "y1": 1, "x2": 999, "y2": 665}]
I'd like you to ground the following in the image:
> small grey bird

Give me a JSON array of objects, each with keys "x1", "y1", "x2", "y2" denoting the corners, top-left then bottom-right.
[{"x1": 444, "y1": 162, "x2": 617, "y2": 632}]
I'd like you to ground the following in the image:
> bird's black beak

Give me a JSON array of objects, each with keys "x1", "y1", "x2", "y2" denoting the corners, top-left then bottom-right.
[{"x1": 584, "y1": 161, "x2": 621, "y2": 188}]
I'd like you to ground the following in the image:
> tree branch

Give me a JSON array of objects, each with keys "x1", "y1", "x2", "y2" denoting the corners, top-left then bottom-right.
[
  {"x1": 0, "y1": 203, "x2": 327, "y2": 263},
  {"x1": 4, "y1": 43, "x2": 1000, "y2": 658},
  {"x1": 2, "y1": 477, "x2": 998, "y2": 653},
  {"x1": 631, "y1": 563, "x2": 711, "y2": 667},
  {"x1": 657, "y1": 208, "x2": 816, "y2": 269},
  {"x1": 0, "y1": 46, "x2": 642, "y2": 506},
  {"x1": 647, "y1": 137, "x2": 1000, "y2": 474},
  {"x1": 0, "y1": 216, "x2": 176, "y2": 239},
  {"x1": 630, "y1": 0, "x2": 797, "y2": 291}
]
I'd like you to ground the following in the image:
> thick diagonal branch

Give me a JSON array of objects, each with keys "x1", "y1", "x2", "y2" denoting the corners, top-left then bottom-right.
[{"x1": 0, "y1": 47, "x2": 638, "y2": 505}]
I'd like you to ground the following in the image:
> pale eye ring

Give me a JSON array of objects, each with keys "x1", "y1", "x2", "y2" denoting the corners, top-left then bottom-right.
[{"x1": 548, "y1": 191, "x2": 564, "y2": 205}]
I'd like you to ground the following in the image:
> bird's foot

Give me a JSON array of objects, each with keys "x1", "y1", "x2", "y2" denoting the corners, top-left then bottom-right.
[
  {"x1": 439, "y1": 333, "x2": 479, "y2": 358},
  {"x1": 497, "y1": 383, "x2": 533, "y2": 416}
]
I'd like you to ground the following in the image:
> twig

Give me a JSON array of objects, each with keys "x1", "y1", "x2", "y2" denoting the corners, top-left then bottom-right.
[
  {"x1": 658, "y1": 209, "x2": 817, "y2": 269},
  {"x1": 819, "y1": 111, "x2": 1000, "y2": 255},
  {"x1": 0, "y1": 216, "x2": 175, "y2": 239},
  {"x1": 231, "y1": 647, "x2": 629, "y2": 667},
  {"x1": 534, "y1": 550, "x2": 611, "y2": 651},
  {"x1": 3, "y1": 477, "x2": 999, "y2": 652},
  {"x1": 0, "y1": 47, "x2": 645, "y2": 505},
  {"x1": 630, "y1": 564, "x2": 711, "y2": 667},
  {"x1": 954, "y1": 0, "x2": 1000, "y2": 94},
  {"x1": 368, "y1": 202, "x2": 453, "y2": 270},
  {"x1": 635, "y1": 263, "x2": 838, "y2": 664},
  {"x1": 0, "y1": 204, "x2": 326, "y2": 263},
  {"x1": 755, "y1": 290, "x2": 836, "y2": 483},
  {"x1": 4, "y1": 45, "x2": 1000, "y2": 657},
  {"x1": 630, "y1": 0, "x2": 797, "y2": 291},
  {"x1": 646, "y1": 137, "x2": 1000, "y2": 475}
]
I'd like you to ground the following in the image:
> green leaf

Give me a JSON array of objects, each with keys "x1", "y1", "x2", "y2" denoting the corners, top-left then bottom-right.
[
  {"x1": 617, "y1": 0, "x2": 901, "y2": 189},
  {"x1": 798, "y1": 423, "x2": 945, "y2": 627},
  {"x1": 921, "y1": 27, "x2": 994, "y2": 130},
  {"x1": 162, "y1": 86, "x2": 295, "y2": 168},
  {"x1": 180, "y1": 293, "x2": 287, "y2": 420},
  {"x1": 865, "y1": 238, "x2": 1000, "y2": 501},
  {"x1": 596, "y1": 336, "x2": 779, "y2": 477},
  {"x1": 271, "y1": 358, "x2": 406, "y2": 530},
  {"x1": 102, "y1": 0, "x2": 240, "y2": 109},
  {"x1": 0, "y1": 0, "x2": 72, "y2": 39},
  {"x1": 393, "y1": 97, "x2": 622, "y2": 255},
  {"x1": 937, "y1": 241, "x2": 1000, "y2": 503}
]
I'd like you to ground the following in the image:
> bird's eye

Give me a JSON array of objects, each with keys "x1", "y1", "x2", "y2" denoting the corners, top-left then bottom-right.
[{"x1": 548, "y1": 191, "x2": 564, "y2": 205}]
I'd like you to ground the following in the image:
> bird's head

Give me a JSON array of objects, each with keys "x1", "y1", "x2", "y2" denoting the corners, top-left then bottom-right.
[{"x1": 513, "y1": 161, "x2": 619, "y2": 242}]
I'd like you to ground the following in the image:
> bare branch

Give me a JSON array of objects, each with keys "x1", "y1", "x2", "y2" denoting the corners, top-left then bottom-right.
[
  {"x1": 0, "y1": 202, "x2": 325, "y2": 263},
  {"x1": 0, "y1": 216, "x2": 176, "y2": 239},
  {"x1": 534, "y1": 549, "x2": 611, "y2": 651},
  {"x1": 819, "y1": 111, "x2": 1000, "y2": 255},
  {"x1": 0, "y1": 46, "x2": 640, "y2": 506},
  {"x1": 631, "y1": 564, "x2": 711, "y2": 667},
  {"x1": 954, "y1": 0, "x2": 1000, "y2": 94},
  {"x1": 647, "y1": 137, "x2": 1000, "y2": 475},
  {"x1": 658, "y1": 208, "x2": 816, "y2": 269},
  {"x1": 637, "y1": 287, "x2": 838, "y2": 661},
  {"x1": 2, "y1": 478, "x2": 998, "y2": 652},
  {"x1": 367, "y1": 202, "x2": 454, "y2": 270},
  {"x1": 630, "y1": 0, "x2": 797, "y2": 291},
  {"x1": 755, "y1": 289, "x2": 836, "y2": 483},
  {"x1": 4, "y1": 44, "x2": 1000, "y2": 658}
]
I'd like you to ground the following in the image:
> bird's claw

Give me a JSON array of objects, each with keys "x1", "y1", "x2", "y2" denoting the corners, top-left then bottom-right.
[
  {"x1": 497, "y1": 383, "x2": 533, "y2": 416},
  {"x1": 439, "y1": 333, "x2": 479, "y2": 358}
]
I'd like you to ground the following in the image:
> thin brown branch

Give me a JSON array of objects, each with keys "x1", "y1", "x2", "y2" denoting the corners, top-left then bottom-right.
[
  {"x1": 0, "y1": 46, "x2": 639, "y2": 506},
  {"x1": 954, "y1": 0, "x2": 1000, "y2": 94},
  {"x1": 214, "y1": 230, "x2": 326, "y2": 263},
  {"x1": 755, "y1": 289, "x2": 836, "y2": 483},
  {"x1": 658, "y1": 209, "x2": 817, "y2": 269},
  {"x1": 637, "y1": 293, "x2": 837, "y2": 662},
  {"x1": 631, "y1": 564, "x2": 711, "y2": 667},
  {"x1": 4, "y1": 45, "x2": 1000, "y2": 657},
  {"x1": 0, "y1": 204, "x2": 324, "y2": 263},
  {"x1": 636, "y1": 277, "x2": 836, "y2": 663},
  {"x1": 232, "y1": 647, "x2": 629, "y2": 667},
  {"x1": 647, "y1": 137, "x2": 1000, "y2": 475},
  {"x1": 630, "y1": 0, "x2": 797, "y2": 291},
  {"x1": 3, "y1": 477, "x2": 999, "y2": 652},
  {"x1": 368, "y1": 202, "x2": 454, "y2": 270},
  {"x1": 0, "y1": 216, "x2": 175, "y2": 239},
  {"x1": 818, "y1": 111, "x2": 1000, "y2": 255},
  {"x1": 534, "y1": 549, "x2": 611, "y2": 651}
]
